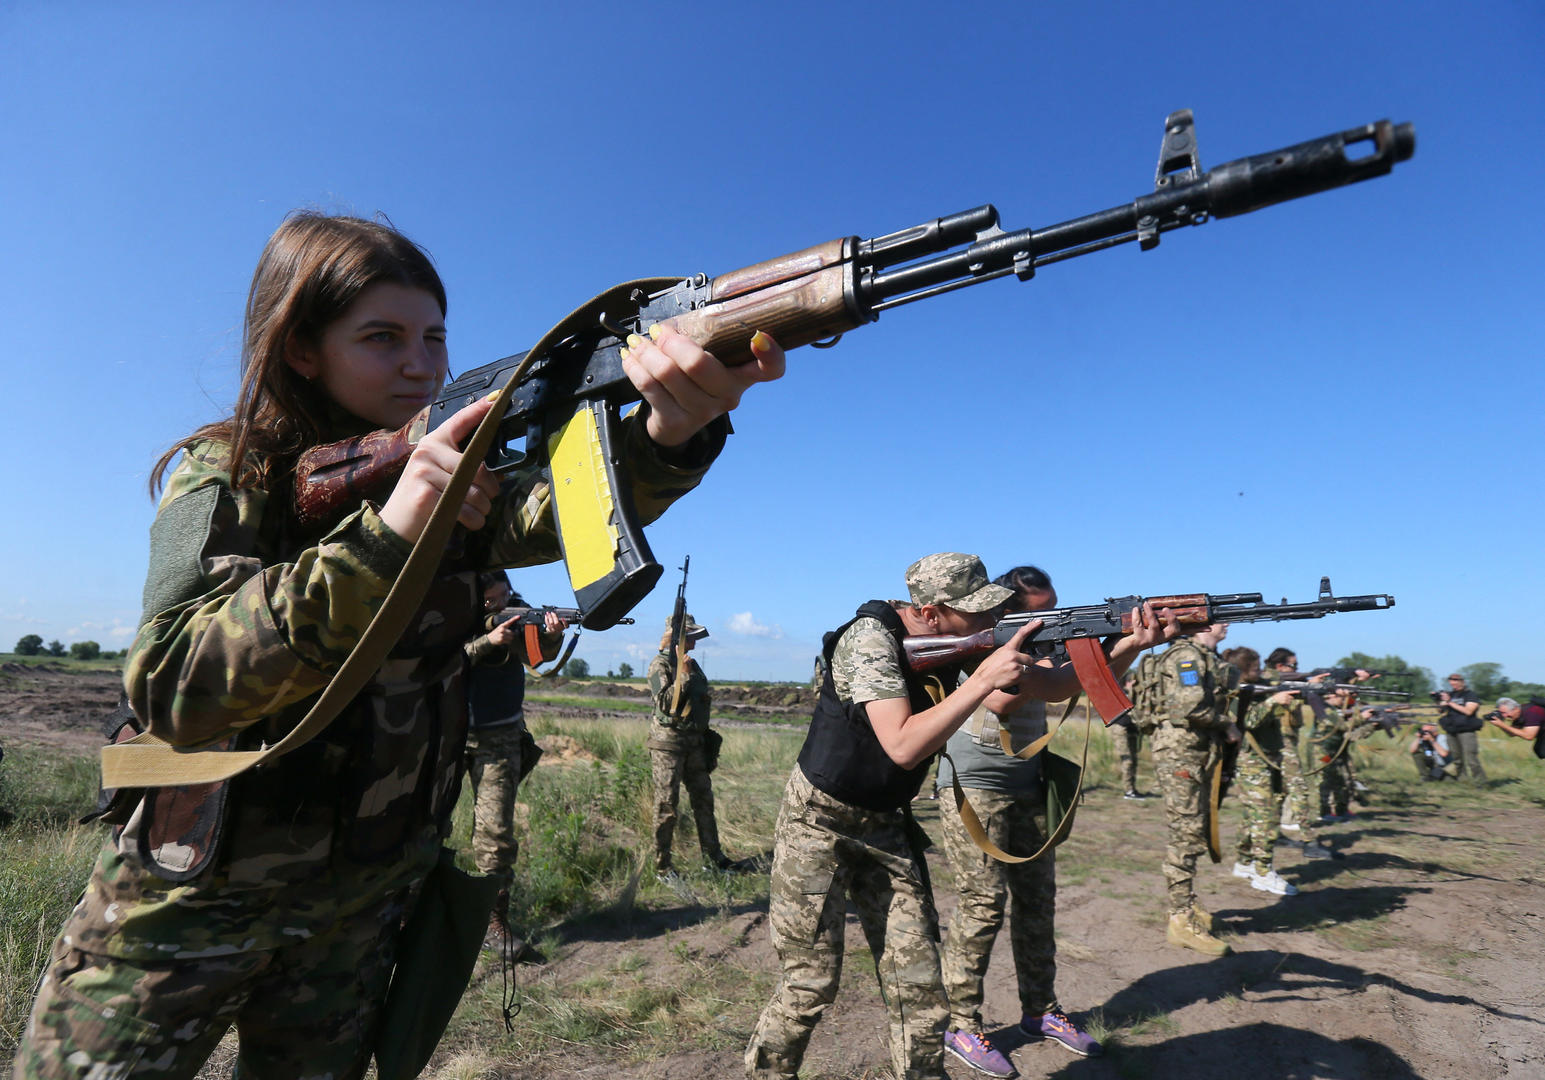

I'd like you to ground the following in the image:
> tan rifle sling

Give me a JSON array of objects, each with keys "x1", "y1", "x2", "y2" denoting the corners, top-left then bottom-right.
[
  {"x1": 945, "y1": 694, "x2": 1090, "y2": 865},
  {"x1": 102, "y1": 279, "x2": 679, "y2": 790}
]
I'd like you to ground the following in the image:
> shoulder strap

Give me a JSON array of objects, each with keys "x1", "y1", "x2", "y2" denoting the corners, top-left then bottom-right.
[{"x1": 102, "y1": 278, "x2": 680, "y2": 789}]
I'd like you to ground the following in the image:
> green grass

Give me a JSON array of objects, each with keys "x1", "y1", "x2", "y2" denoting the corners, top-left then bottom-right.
[{"x1": 0, "y1": 742, "x2": 108, "y2": 1054}]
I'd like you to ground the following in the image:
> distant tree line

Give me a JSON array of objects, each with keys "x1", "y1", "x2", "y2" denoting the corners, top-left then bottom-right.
[{"x1": 11, "y1": 635, "x2": 126, "y2": 660}]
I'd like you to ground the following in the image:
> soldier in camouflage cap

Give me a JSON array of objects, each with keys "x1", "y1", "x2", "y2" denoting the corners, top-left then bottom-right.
[
  {"x1": 905, "y1": 551, "x2": 1015, "y2": 611},
  {"x1": 647, "y1": 611, "x2": 731, "y2": 876},
  {"x1": 745, "y1": 553, "x2": 1039, "y2": 1080},
  {"x1": 15, "y1": 212, "x2": 785, "y2": 1079}
]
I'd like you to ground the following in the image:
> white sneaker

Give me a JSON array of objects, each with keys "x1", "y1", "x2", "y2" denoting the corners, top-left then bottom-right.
[
  {"x1": 1251, "y1": 870, "x2": 1298, "y2": 896},
  {"x1": 1281, "y1": 822, "x2": 1302, "y2": 832},
  {"x1": 1232, "y1": 862, "x2": 1256, "y2": 879}
]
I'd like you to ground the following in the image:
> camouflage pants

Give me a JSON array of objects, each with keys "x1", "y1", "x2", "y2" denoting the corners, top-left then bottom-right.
[
  {"x1": 13, "y1": 888, "x2": 406, "y2": 1080},
  {"x1": 650, "y1": 737, "x2": 722, "y2": 872},
  {"x1": 1280, "y1": 725, "x2": 1318, "y2": 842},
  {"x1": 938, "y1": 787, "x2": 1056, "y2": 1029},
  {"x1": 745, "y1": 766, "x2": 949, "y2": 1080},
  {"x1": 1320, "y1": 749, "x2": 1352, "y2": 817},
  {"x1": 1151, "y1": 723, "x2": 1213, "y2": 918},
  {"x1": 1110, "y1": 719, "x2": 1141, "y2": 792},
  {"x1": 1233, "y1": 742, "x2": 1283, "y2": 875},
  {"x1": 464, "y1": 721, "x2": 530, "y2": 876}
]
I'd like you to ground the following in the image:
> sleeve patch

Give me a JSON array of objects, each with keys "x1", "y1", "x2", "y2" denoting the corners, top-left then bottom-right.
[{"x1": 1178, "y1": 660, "x2": 1200, "y2": 687}]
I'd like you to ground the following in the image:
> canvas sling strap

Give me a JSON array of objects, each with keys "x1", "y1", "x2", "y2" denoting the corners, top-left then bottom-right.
[
  {"x1": 944, "y1": 692, "x2": 1091, "y2": 866},
  {"x1": 1299, "y1": 728, "x2": 1353, "y2": 778},
  {"x1": 101, "y1": 278, "x2": 679, "y2": 790}
]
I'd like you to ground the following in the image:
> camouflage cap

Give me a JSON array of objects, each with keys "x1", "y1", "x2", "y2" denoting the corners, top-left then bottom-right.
[
  {"x1": 905, "y1": 553, "x2": 1013, "y2": 613},
  {"x1": 663, "y1": 613, "x2": 709, "y2": 640}
]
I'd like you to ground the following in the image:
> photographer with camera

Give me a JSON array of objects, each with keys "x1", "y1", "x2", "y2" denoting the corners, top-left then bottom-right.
[
  {"x1": 1434, "y1": 673, "x2": 1486, "y2": 782},
  {"x1": 1409, "y1": 723, "x2": 1454, "y2": 781},
  {"x1": 1487, "y1": 698, "x2": 1544, "y2": 751}
]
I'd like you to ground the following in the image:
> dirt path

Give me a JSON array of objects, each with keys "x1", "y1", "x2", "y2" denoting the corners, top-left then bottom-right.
[{"x1": 490, "y1": 789, "x2": 1542, "y2": 1080}]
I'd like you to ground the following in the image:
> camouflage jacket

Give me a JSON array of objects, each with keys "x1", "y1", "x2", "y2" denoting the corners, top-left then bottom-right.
[
  {"x1": 1136, "y1": 640, "x2": 1235, "y2": 731},
  {"x1": 66, "y1": 411, "x2": 724, "y2": 960},
  {"x1": 648, "y1": 651, "x2": 711, "y2": 740}
]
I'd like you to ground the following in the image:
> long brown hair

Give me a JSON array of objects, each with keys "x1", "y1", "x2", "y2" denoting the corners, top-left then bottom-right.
[{"x1": 151, "y1": 212, "x2": 446, "y2": 493}]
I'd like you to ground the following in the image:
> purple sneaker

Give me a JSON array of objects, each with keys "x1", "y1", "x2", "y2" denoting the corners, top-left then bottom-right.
[
  {"x1": 1020, "y1": 1008, "x2": 1103, "y2": 1057},
  {"x1": 944, "y1": 1029, "x2": 1015, "y2": 1077}
]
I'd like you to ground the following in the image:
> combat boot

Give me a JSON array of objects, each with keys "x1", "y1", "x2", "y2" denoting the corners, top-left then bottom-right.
[
  {"x1": 1167, "y1": 911, "x2": 1230, "y2": 956},
  {"x1": 1190, "y1": 901, "x2": 1214, "y2": 932}
]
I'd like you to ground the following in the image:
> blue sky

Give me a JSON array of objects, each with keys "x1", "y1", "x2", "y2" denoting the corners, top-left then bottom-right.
[{"x1": 1, "y1": 2, "x2": 1540, "y2": 684}]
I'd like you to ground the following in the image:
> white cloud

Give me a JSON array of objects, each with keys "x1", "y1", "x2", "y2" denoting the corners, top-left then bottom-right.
[{"x1": 727, "y1": 611, "x2": 782, "y2": 639}]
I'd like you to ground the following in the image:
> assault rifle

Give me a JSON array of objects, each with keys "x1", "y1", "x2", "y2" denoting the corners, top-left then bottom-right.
[
  {"x1": 1238, "y1": 681, "x2": 1411, "y2": 699},
  {"x1": 666, "y1": 557, "x2": 694, "y2": 721},
  {"x1": 293, "y1": 111, "x2": 1415, "y2": 629},
  {"x1": 493, "y1": 605, "x2": 630, "y2": 627},
  {"x1": 1360, "y1": 704, "x2": 1440, "y2": 736},
  {"x1": 489, "y1": 604, "x2": 619, "y2": 672},
  {"x1": 902, "y1": 578, "x2": 1395, "y2": 723}
]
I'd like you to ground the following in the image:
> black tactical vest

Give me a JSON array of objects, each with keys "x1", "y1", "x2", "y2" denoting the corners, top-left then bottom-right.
[{"x1": 797, "y1": 601, "x2": 958, "y2": 812}]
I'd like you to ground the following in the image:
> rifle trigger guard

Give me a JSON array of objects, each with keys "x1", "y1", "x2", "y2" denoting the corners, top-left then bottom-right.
[{"x1": 810, "y1": 334, "x2": 843, "y2": 349}]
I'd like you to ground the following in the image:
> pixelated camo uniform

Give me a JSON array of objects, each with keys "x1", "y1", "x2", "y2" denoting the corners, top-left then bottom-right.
[
  {"x1": 746, "y1": 615, "x2": 950, "y2": 1080},
  {"x1": 1234, "y1": 698, "x2": 1286, "y2": 876},
  {"x1": 937, "y1": 701, "x2": 1058, "y2": 1033},
  {"x1": 646, "y1": 651, "x2": 722, "y2": 872},
  {"x1": 1110, "y1": 715, "x2": 1142, "y2": 792},
  {"x1": 1275, "y1": 690, "x2": 1320, "y2": 842},
  {"x1": 1146, "y1": 641, "x2": 1233, "y2": 919},
  {"x1": 16, "y1": 412, "x2": 725, "y2": 1080}
]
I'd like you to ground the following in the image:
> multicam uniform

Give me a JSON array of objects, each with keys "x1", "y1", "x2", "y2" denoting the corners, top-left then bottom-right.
[
  {"x1": 16, "y1": 413, "x2": 725, "y2": 1080},
  {"x1": 1277, "y1": 686, "x2": 1322, "y2": 842},
  {"x1": 1140, "y1": 641, "x2": 1235, "y2": 922},
  {"x1": 646, "y1": 648, "x2": 724, "y2": 873},
  {"x1": 746, "y1": 603, "x2": 957, "y2": 1080},
  {"x1": 1234, "y1": 697, "x2": 1286, "y2": 877},
  {"x1": 1314, "y1": 703, "x2": 1374, "y2": 818},
  {"x1": 937, "y1": 701, "x2": 1058, "y2": 1032}
]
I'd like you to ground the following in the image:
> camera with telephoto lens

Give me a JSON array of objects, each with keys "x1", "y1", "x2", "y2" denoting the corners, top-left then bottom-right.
[{"x1": 1429, "y1": 690, "x2": 1446, "y2": 703}]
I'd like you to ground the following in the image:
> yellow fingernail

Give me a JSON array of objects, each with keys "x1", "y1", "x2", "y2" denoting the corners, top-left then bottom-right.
[
  {"x1": 627, "y1": 333, "x2": 644, "y2": 349},
  {"x1": 486, "y1": 389, "x2": 501, "y2": 401},
  {"x1": 647, "y1": 323, "x2": 663, "y2": 342},
  {"x1": 751, "y1": 330, "x2": 772, "y2": 351},
  {"x1": 619, "y1": 346, "x2": 630, "y2": 361}
]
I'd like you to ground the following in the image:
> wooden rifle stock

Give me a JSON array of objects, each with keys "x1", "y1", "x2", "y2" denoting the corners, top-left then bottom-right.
[{"x1": 293, "y1": 414, "x2": 426, "y2": 532}]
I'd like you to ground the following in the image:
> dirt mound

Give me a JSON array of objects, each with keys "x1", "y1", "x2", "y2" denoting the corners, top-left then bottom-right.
[{"x1": 536, "y1": 733, "x2": 596, "y2": 764}]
